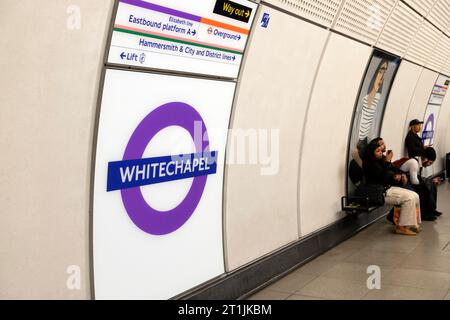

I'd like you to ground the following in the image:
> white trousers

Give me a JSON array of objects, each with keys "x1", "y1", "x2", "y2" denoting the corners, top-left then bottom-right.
[{"x1": 385, "y1": 187, "x2": 421, "y2": 227}]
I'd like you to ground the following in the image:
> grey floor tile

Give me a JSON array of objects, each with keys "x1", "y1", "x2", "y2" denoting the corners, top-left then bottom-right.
[
  {"x1": 247, "y1": 289, "x2": 291, "y2": 300},
  {"x1": 294, "y1": 258, "x2": 339, "y2": 276},
  {"x1": 433, "y1": 225, "x2": 450, "y2": 235},
  {"x1": 411, "y1": 246, "x2": 450, "y2": 258},
  {"x1": 418, "y1": 234, "x2": 450, "y2": 250},
  {"x1": 399, "y1": 254, "x2": 450, "y2": 274},
  {"x1": 334, "y1": 239, "x2": 369, "y2": 250},
  {"x1": 363, "y1": 223, "x2": 397, "y2": 238},
  {"x1": 247, "y1": 185, "x2": 450, "y2": 300},
  {"x1": 266, "y1": 272, "x2": 317, "y2": 294},
  {"x1": 320, "y1": 246, "x2": 360, "y2": 262},
  {"x1": 287, "y1": 294, "x2": 326, "y2": 300},
  {"x1": 367, "y1": 229, "x2": 423, "y2": 242},
  {"x1": 296, "y1": 277, "x2": 369, "y2": 300},
  {"x1": 362, "y1": 285, "x2": 447, "y2": 300},
  {"x1": 345, "y1": 249, "x2": 408, "y2": 267},
  {"x1": 364, "y1": 238, "x2": 420, "y2": 254},
  {"x1": 351, "y1": 229, "x2": 378, "y2": 242},
  {"x1": 437, "y1": 184, "x2": 450, "y2": 210},
  {"x1": 322, "y1": 262, "x2": 393, "y2": 283},
  {"x1": 383, "y1": 268, "x2": 450, "y2": 291},
  {"x1": 419, "y1": 221, "x2": 440, "y2": 231},
  {"x1": 421, "y1": 220, "x2": 450, "y2": 235}
]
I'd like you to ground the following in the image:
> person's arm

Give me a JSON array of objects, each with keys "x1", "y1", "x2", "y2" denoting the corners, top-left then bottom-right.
[
  {"x1": 351, "y1": 148, "x2": 363, "y2": 168},
  {"x1": 379, "y1": 163, "x2": 396, "y2": 185},
  {"x1": 364, "y1": 161, "x2": 380, "y2": 183},
  {"x1": 365, "y1": 160, "x2": 396, "y2": 186},
  {"x1": 401, "y1": 174, "x2": 409, "y2": 185},
  {"x1": 408, "y1": 161, "x2": 420, "y2": 185},
  {"x1": 390, "y1": 172, "x2": 403, "y2": 185},
  {"x1": 384, "y1": 160, "x2": 401, "y2": 175},
  {"x1": 385, "y1": 150, "x2": 393, "y2": 163}
]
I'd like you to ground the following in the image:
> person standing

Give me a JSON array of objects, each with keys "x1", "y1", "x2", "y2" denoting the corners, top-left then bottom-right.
[{"x1": 405, "y1": 119, "x2": 426, "y2": 158}]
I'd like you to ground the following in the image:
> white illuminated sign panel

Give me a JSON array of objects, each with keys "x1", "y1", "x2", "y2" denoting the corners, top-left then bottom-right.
[
  {"x1": 108, "y1": 0, "x2": 257, "y2": 78},
  {"x1": 422, "y1": 75, "x2": 449, "y2": 146},
  {"x1": 421, "y1": 74, "x2": 449, "y2": 177},
  {"x1": 93, "y1": 69, "x2": 235, "y2": 299}
]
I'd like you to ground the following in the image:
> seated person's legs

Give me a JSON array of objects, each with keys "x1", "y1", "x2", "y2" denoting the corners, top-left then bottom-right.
[
  {"x1": 385, "y1": 187, "x2": 421, "y2": 235},
  {"x1": 412, "y1": 184, "x2": 437, "y2": 221}
]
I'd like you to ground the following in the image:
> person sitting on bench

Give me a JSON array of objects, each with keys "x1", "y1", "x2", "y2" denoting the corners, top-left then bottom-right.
[
  {"x1": 363, "y1": 141, "x2": 421, "y2": 235},
  {"x1": 400, "y1": 147, "x2": 442, "y2": 221}
]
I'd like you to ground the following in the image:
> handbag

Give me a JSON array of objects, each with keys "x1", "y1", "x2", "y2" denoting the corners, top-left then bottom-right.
[{"x1": 354, "y1": 184, "x2": 386, "y2": 207}]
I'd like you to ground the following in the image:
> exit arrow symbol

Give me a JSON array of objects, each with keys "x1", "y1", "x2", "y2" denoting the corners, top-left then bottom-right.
[
  {"x1": 245, "y1": 10, "x2": 250, "y2": 18},
  {"x1": 192, "y1": 30, "x2": 196, "y2": 36}
]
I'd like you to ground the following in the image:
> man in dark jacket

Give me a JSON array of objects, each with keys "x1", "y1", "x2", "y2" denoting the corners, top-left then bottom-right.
[{"x1": 405, "y1": 119, "x2": 425, "y2": 158}]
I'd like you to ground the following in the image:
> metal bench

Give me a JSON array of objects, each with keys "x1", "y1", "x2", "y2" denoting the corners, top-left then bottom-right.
[{"x1": 341, "y1": 196, "x2": 380, "y2": 215}]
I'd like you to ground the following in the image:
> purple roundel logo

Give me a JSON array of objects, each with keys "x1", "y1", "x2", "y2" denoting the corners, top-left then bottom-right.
[
  {"x1": 422, "y1": 114, "x2": 435, "y2": 144},
  {"x1": 107, "y1": 102, "x2": 218, "y2": 235}
]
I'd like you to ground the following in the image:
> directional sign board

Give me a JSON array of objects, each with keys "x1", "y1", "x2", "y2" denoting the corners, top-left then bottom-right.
[
  {"x1": 422, "y1": 74, "x2": 449, "y2": 146},
  {"x1": 108, "y1": 0, "x2": 257, "y2": 78},
  {"x1": 421, "y1": 74, "x2": 450, "y2": 177}
]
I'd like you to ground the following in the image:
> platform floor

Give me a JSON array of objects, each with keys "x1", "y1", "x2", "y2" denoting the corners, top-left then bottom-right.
[{"x1": 249, "y1": 183, "x2": 450, "y2": 300}]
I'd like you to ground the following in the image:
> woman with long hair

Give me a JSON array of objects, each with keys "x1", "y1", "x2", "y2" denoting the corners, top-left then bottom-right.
[
  {"x1": 358, "y1": 59, "x2": 388, "y2": 142},
  {"x1": 363, "y1": 141, "x2": 421, "y2": 235},
  {"x1": 351, "y1": 59, "x2": 389, "y2": 168}
]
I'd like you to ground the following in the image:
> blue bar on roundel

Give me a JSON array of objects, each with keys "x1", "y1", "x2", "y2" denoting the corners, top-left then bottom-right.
[{"x1": 107, "y1": 151, "x2": 218, "y2": 192}]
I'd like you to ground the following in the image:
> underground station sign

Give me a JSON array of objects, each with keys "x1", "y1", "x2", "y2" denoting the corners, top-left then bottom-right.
[
  {"x1": 107, "y1": 0, "x2": 257, "y2": 78},
  {"x1": 93, "y1": 70, "x2": 235, "y2": 299}
]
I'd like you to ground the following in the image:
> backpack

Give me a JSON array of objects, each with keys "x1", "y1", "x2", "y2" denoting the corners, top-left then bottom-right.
[
  {"x1": 392, "y1": 157, "x2": 411, "y2": 168},
  {"x1": 354, "y1": 184, "x2": 386, "y2": 207}
]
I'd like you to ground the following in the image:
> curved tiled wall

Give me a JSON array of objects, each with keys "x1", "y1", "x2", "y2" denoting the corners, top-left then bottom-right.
[{"x1": 1, "y1": 0, "x2": 450, "y2": 299}]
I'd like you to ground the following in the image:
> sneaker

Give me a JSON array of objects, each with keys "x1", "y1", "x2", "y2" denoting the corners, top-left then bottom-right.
[{"x1": 395, "y1": 226, "x2": 418, "y2": 236}]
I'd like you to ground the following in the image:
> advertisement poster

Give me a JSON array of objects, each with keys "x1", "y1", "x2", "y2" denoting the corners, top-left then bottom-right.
[
  {"x1": 347, "y1": 50, "x2": 400, "y2": 191},
  {"x1": 93, "y1": 69, "x2": 236, "y2": 299},
  {"x1": 107, "y1": 0, "x2": 257, "y2": 78}
]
